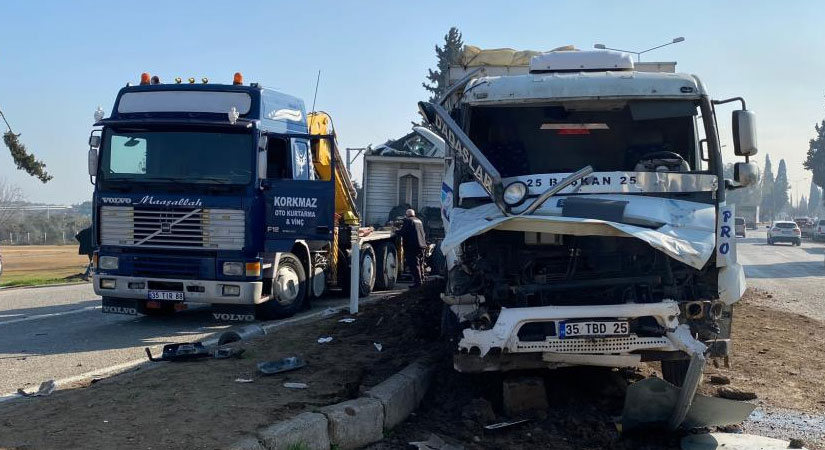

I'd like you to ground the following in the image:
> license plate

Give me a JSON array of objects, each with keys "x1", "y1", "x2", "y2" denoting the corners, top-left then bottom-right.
[
  {"x1": 148, "y1": 290, "x2": 184, "y2": 301},
  {"x1": 559, "y1": 320, "x2": 629, "y2": 338},
  {"x1": 783, "y1": 230, "x2": 792, "y2": 235}
]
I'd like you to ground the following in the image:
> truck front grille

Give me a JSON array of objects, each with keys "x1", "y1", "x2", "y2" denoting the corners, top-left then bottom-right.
[
  {"x1": 100, "y1": 206, "x2": 245, "y2": 250},
  {"x1": 134, "y1": 256, "x2": 200, "y2": 279}
]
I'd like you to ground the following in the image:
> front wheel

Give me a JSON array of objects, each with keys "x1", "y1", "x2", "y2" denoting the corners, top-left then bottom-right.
[
  {"x1": 359, "y1": 244, "x2": 377, "y2": 297},
  {"x1": 256, "y1": 253, "x2": 306, "y2": 320}
]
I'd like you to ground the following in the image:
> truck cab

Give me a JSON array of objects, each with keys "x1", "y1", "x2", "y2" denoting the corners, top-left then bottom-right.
[
  {"x1": 420, "y1": 48, "x2": 758, "y2": 426},
  {"x1": 89, "y1": 73, "x2": 395, "y2": 320}
]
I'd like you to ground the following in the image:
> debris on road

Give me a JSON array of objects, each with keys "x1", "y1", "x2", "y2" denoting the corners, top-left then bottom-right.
[
  {"x1": 338, "y1": 317, "x2": 356, "y2": 323},
  {"x1": 317, "y1": 336, "x2": 333, "y2": 344},
  {"x1": 283, "y1": 382, "x2": 308, "y2": 390},
  {"x1": 234, "y1": 378, "x2": 254, "y2": 384},
  {"x1": 409, "y1": 433, "x2": 464, "y2": 450},
  {"x1": 483, "y1": 419, "x2": 531, "y2": 431},
  {"x1": 718, "y1": 386, "x2": 758, "y2": 401},
  {"x1": 373, "y1": 342, "x2": 383, "y2": 352},
  {"x1": 709, "y1": 375, "x2": 731, "y2": 385},
  {"x1": 320, "y1": 307, "x2": 339, "y2": 317},
  {"x1": 144, "y1": 342, "x2": 211, "y2": 362},
  {"x1": 256, "y1": 357, "x2": 306, "y2": 375},
  {"x1": 212, "y1": 347, "x2": 245, "y2": 359},
  {"x1": 17, "y1": 380, "x2": 56, "y2": 397}
]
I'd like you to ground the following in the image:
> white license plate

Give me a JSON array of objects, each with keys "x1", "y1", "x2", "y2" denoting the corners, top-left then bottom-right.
[
  {"x1": 782, "y1": 230, "x2": 792, "y2": 235},
  {"x1": 559, "y1": 320, "x2": 629, "y2": 338},
  {"x1": 148, "y1": 290, "x2": 184, "y2": 301}
]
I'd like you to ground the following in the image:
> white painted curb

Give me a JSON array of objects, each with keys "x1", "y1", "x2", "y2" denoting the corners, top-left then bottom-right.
[{"x1": 227, "y1": 356, "x2": 436, "y2": 450}]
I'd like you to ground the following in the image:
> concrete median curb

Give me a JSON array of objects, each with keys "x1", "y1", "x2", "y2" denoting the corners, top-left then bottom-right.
[{"x1": 227, "y1": 355, "x2": 436, "y2": 450}]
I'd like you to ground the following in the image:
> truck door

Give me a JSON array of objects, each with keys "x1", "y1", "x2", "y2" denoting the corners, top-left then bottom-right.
[{"x1": 264, "y1": 136, "x2": 334, "y2": 242}]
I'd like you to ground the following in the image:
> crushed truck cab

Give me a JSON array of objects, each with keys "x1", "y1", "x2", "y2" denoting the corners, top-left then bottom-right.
[{"x1": 422, "y1": 48, "x2": 758, "y2": 428}]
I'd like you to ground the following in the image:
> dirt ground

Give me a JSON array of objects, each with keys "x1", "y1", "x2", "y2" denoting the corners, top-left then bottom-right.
[
  {"x1": 0, "y1": 286, "x2": 823, "y2": 449},
  {"x1": 0, "y1": 283, "x2": 444, "y2": 450},
  {"x1": 370, "y1": 288, "x2": 825, "y2": 450},
  {"x1": 0, "y1": 245, "x2": 88, "y2": 284}
]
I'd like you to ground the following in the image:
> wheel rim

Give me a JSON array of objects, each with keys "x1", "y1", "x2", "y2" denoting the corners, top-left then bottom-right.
[
  {"x1": 385, "y1": 252, "x2": 397, "y2": 281},
  {"x1": 275, "y1": 265, "x2": 300, "y2": 305},
  {"x1": 362, "y1": 253, "x2": 375, "y2": 288}
]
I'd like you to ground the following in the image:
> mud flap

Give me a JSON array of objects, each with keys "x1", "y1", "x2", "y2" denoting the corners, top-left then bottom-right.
[
  {"x1": 211, "y1": 304, "x2": 256, "y2": 322},
  {"x1": 101, "y1": 297, "x2": 139, "y2": 315}
]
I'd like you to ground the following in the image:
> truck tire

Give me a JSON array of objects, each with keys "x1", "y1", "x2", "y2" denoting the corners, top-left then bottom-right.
[
  {"x1": 359, "y1": 243, "x2": 377, "y2": 297},
  {"x1": 374, "y1": 242, "x2": 398, "y2": 291},
  {"x1": 661, "y1": 359, "x2": 691, "y2": 387},
  {"x1": 256, "y1": 253, "x2": 306, "y2": 320}
]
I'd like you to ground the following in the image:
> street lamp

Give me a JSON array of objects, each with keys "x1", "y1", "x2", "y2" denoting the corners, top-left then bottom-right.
[{"x1": 594, "y1": 37, "x2": 685, "y2": 62}]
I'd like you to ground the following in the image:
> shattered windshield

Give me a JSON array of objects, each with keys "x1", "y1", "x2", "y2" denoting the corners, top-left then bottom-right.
[{"x1": 468, "y1": 100, "x2": 700, "y2": 177}]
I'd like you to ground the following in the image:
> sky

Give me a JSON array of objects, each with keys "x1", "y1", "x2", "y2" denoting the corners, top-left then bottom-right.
[{"x1": 1, "y1": 0, "x2": 824, "y2": 205}]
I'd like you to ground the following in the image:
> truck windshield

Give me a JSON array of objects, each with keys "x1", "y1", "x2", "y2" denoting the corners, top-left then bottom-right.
[
  {"x1": 468, "y1": 100, "x2": 699, "y2": 177},
  {"x1": 98, "y1": 129, "x2": 254, "y2": 185}
]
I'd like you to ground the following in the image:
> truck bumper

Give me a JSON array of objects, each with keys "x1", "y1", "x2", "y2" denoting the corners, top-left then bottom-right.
[
  {"x1": 455, "y1": 300, "x2": 688, "y2": 371},
  {"x1": 93, "y1": 275, "x2": 264, "y2": 305}
]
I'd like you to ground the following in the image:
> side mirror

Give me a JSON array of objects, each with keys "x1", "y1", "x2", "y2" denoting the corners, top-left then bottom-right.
[
  {"x1": 88, "y1": 135, "x2": 101, "y2": 149},
  {"x1": 733, "y1": 162, "x2": 758, "y2": 187},
  {"x1": 732, "y1": 110, "x2": 757, "y2": 156},
  {"x1": 88, "y1": 147, "x2": 98, "y2": 177}
]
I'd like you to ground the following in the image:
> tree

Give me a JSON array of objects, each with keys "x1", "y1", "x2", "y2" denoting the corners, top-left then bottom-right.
[
  {"x1": 422, "y1": 27, "x2": 463, "y2": 102},
  {"x1": 760, "y1": 154, "x2": 775, "y2": 221},
  {"x1": 797, "y1": 195, "x2": 808, "y2": 217},
  {"x1": 809, "y1": 181, "x2": 822, "y2": 216},
  {"x1": 774, "y1": 159, "x2": 790, "y2": 216},
  {"x1": 0, "y1": 178, "x2": 23, "y2": 231},
  {"x1": 0, "y1": 108, "x2": 52, "y2": 183},
  {"x1": 804, "y1": 118, "x2": 825, "y2": 190}
]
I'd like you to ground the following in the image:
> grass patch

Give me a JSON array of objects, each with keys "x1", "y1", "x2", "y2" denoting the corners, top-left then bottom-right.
[{"x1": 0, "y1": 275, "x2": 85, "y2": 288}]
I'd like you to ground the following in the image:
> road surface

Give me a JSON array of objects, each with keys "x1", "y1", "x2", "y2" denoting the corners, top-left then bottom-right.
[
  {"x1": 736, "y1": 228, "x2": 825, "y2": 321},
  {"x1": 0, "y1": 283, "x2": 401, "y2": 397}
]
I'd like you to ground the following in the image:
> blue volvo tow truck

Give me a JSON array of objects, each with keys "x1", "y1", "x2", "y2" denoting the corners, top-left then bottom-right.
[{"x1": 88, "y1": 73, "x2": 399, "y2": 320}]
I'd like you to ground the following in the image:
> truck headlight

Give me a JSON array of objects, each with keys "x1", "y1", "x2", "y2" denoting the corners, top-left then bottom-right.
[
  {"x1": 222, "y1": 262, "x2": 244, "y2": 276},
  {"x1": 100, "y1": 278, "x2": 117, "y2": 289},
  {"x1": 99, "y1": 256, "x2": 119, "y2": 270},
  {"x1": 503, "y1": 181, "x2": 528, "y2": 206}
]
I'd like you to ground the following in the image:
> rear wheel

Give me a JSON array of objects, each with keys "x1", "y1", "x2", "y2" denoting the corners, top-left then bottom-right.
[
  {"x1": 374, "y1": 242, "x2": 398, "y2": 291},
  {"x1": 256, "y1": 253, "x2": 306, "y2": 320},
  {"x1": 661, "y1": 359, "x2": 691, "y2": 387},
  {"x1": 359, "y1": 244, "x2": 376, "y2": 297}
]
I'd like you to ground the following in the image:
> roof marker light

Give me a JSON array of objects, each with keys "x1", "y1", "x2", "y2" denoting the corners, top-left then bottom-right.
[
  {"x1": 150, "y1": 75, "x2": 161, "y2": 85},
  {"x1": 188, "y1": 77, "x2": 195, "y2": 84},
  {"x1": 233, "y1": 72, "x2": 243, "y2": 85},
  {"x1": 140, "y1": 72, "x2": 151, "y2": 85},
  {"x1": 175, "y1": 77, "x2": 182, "y2": 84},
  {"x1": 94, "y1": 106, "x2": 105, "y2": 122},
  {"x1": 202, "y1": 77, "x2": 208, "y2": 84}
]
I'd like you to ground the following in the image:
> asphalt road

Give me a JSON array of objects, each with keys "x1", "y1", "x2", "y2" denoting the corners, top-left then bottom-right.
[
  {"x1": 0, "y1": 283, "x2": 402, "y2": 398},
  {"x1": 736, "y1": 228, "x2": 825, "y2": 321}
]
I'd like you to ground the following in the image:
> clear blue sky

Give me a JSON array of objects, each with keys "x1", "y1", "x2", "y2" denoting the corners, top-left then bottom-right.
[{"x1": 2, "y1": 0, "x2": 824, "y2": 204}]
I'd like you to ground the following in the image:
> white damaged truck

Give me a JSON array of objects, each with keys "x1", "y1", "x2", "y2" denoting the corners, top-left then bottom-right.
[{"x1": 418, "y1": 48, "x2": 759, "y2": 428}]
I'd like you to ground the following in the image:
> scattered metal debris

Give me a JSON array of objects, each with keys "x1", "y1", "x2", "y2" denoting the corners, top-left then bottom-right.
[
  {"x1": 283, "y1": 382, "x2": 308, "y2": 389},
  {"x1": 409, "y1": 433, "x2": 465, "y2": 450},
  {"x1": 373, "y1": 342, "x2": 383, "y2": 352},
  {"x1": 483, "y1": 419, "x2": 530, "y2": 430},
  {"x1": 320, "y1": 307, "x2": 339, "y2": 317},
  {"x1": 317, "y1": 336, "x2": 333, "y2": 344},
  {"x1": 338, "y1": 317, "x2": 356, "y2": 323},
  {"x1": 144, "y1": 342, "x2": 211, "y2": 362},
  {"x1": 234, "y1": 378, "x2": 254, "y2": 384},
  {"x1": 717, "y1": 386, "x2": 757, "y2": 401},
  {"x1": 622, "y1": 377, "x2": 755, "y2": 431},
  {"x1": 17, "y1": 380, "x2": 56, "y2": 397},
  {"x1": 257, "y1": 357, "x2": 306, "y2": 375},
  {"x1": 213, "y1": 347, "x2": 245, "y2": 359}
]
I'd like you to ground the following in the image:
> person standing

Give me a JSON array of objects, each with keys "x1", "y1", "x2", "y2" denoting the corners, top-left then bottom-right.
[{"x1": 400, "y1": 208, "x2": 427, "y2": 287}]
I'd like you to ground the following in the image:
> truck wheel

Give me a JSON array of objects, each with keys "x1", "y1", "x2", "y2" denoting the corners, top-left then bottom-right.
[
  {"x1": 374, "y1": 243, "x2": 398, "y2": 291},
  {"x1": 359, "y1": 244, "x2": 376, "y2": 297},
  {"x1": 256, "y1": 253, "x2": 306, "y2": 320},
  {"x1": 661, "y1": 359, "x2": 691, "y2": 387}
]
